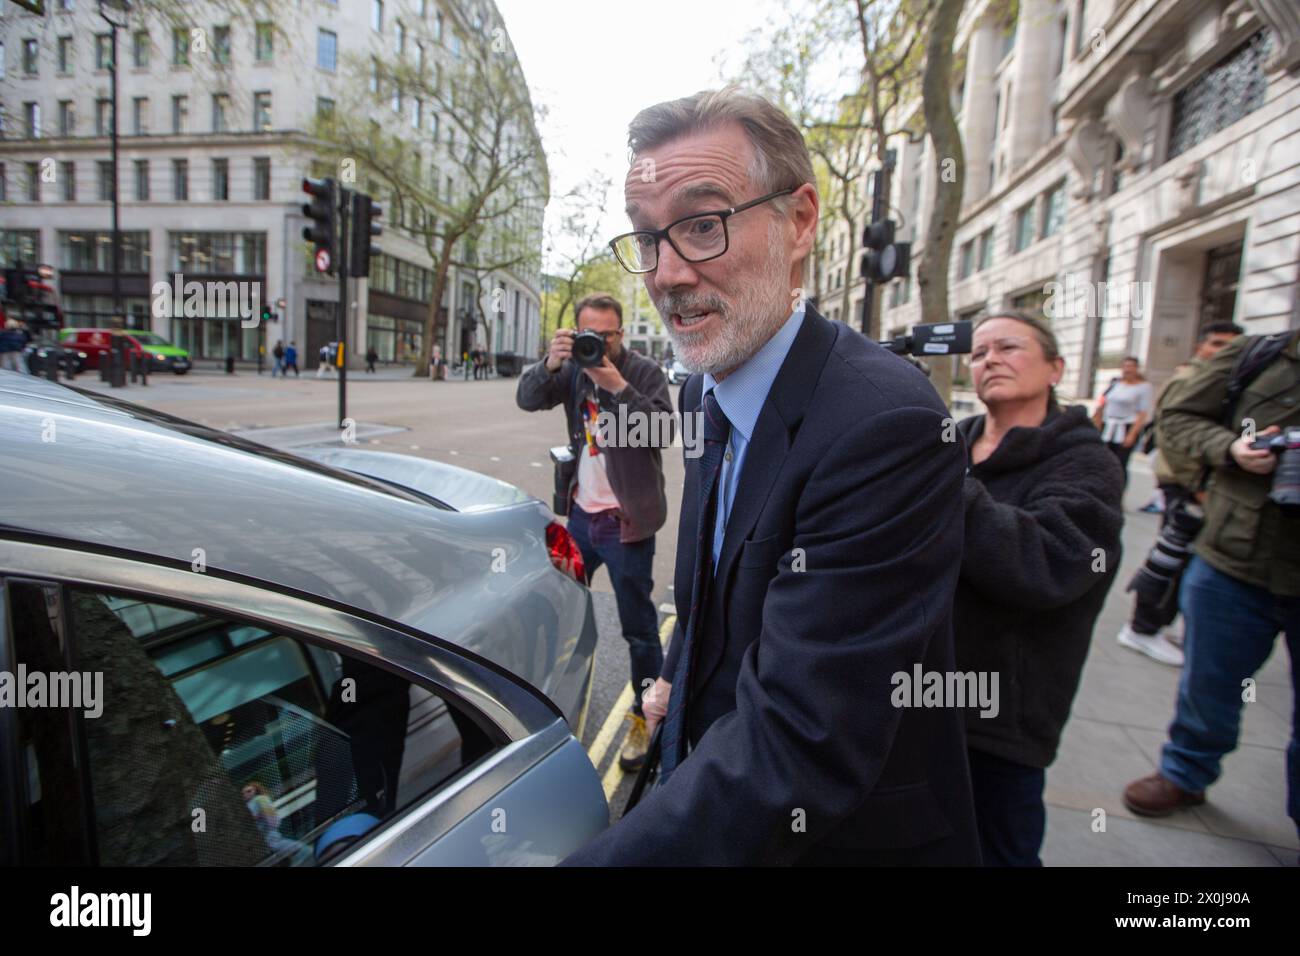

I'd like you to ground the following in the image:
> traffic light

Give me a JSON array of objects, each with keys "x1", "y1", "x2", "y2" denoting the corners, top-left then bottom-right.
[
  {"x1": 861, "y1": 219, "x2": 910, "y2": 284},
  {"x1": 302, "y1": 177, "x2": 338, "y2": 275},
  {"x1": 349, "y1": 193, "x2": 383, "y2": 278},
  {"x1": 260, "y1": 303, "x2": 273, "y2": 324}
]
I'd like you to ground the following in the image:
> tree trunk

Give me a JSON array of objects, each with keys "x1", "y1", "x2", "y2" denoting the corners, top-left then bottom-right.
[
  {"x1": 918, "y1": 0, "x2": 966, "y2": 404},
  {"x1": 415, "y1": 240, "x2": 455, "y2": 378}
]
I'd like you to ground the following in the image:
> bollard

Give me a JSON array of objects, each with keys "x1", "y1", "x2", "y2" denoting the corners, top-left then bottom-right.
[
  {"x1": 225, "y1": 354, "x2": 236, "y2": 375},
  {"x1": 45, "y1": 351, "x2": 59, "y2": 383}
]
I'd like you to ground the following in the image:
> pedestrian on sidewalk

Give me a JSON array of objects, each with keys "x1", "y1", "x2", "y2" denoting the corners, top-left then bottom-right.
[
  {"x1": 1091, "y1": 357, "x2": 1153, "y2": 490},
  {"x1": 1123, "y1": 329, "x2": 1300, "y2": 840},
  {"x1": 1116, "y1": 322, "x2": 1243, "y2": 666},
  {"x1": 955, "y1": 312, "x2": 1124, "y2": 866},
  {"x1": 284, "y1": 341, "x2": 300, "y2": 377},
  {"x1": 365, "y1": 345, "x2": 378, "y2": 374},
  {"x1": 517, "y1": 293, "x2": 670, "y2": 775},
  {"x1": 271, "y1": 339, "x2": 285, "y2": 378},
  {"x1": 317, "y1": 343, "x2": 334, "y2": 378}
]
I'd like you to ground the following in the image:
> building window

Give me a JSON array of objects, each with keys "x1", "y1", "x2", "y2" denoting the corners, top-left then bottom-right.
[
  {"x1": 1073, "y1": 0, "x2": 1088, "y2": 57},
  {"x1": 132, "y1": 97, "x2": 148, "y2": 135},
  {"x1": 978, "y1": 227, "x2": 994, "y2": 271},
  {"x1": 172, "y1": 27, "x2": 190, "y2": 67},
  {"x1": 255, "y1": 22, "x2": 274, "y2": 62},
  {"x1": 253, "y1": 157, "x2": 271, "y2": 200},
  {"x1": 212, "y1": 25, "x2": 231, "y2": 65},
  {"x1": 372, "y1": 0, "x2": 384, "y2": 32},
  {"x1": 316, "y1": 97, "x2": 335, "y2": 119},
  {"x1": 21, "y1": 102, "x2": 39, "y2": 139},
  {"x1": 26, "y1": 162, "x2": 41, "y2": 201},
  {"x1": 61, "y1": 161, "x2": 76, "y2": 201},
  {"x1": 95, "y1": 33, "x2": 112, "y2": 70},
  {"x1": 58, "y1": 36, "x2": 73, "y2": 73},
  {"x1": 435, "y1": 11, "x2": 444, "y2": 42},
  {"x1": 172, "y1": 94, "x2": 188, "y2": 133},
  {"x1": 23, "y1": 38, "x2": 39, "y2": 75},
  {"x1": 397, "y1": 20, "x2": 406, "y2": 54},
  {"x1": 958, "y1": 240, "x2": 974, "y2": 279},
  {"x1": 98, "y1": 161, "x2": 114, "y2": 201},
  {"x1": 96, "y1": 98, "x2": 113, "y2": 136},
  {"x1": 413, "y1": 98, "x2": 422, "y2": 129},
  {"x1": 1040, "y1": 182, "x2": 1065, "y2": 238},
  {"x1": 253, "y1": 91, "x2": 271, "y2": 131},
  {"x1": 211, "y1": 93, "x2": 230, "y2": 133},
  {"x1": 135, "y1": 159, "x2": 149, "y2": 200},
  {"x1": 173, "y1": 159, "x2": 188, "y2": 200},
  {"x1": 169, "y1": 232, "x2": 267, "y2": 274},
  {"x1": 370, "y1": 57, "x2": 380, "y2": 93},
  {"x1": 317, "y1": 29, "x2": 337, "y2": 71},
  {"x1": 1013, "y1": 202, "x2": 1035, "y2": 253},
  {"x1": 58, "y1": 100, "x2": 75, "y2": 136},
  {"x1": 1168, "y1": 30, "x2": 1272, "y2": 161},
  {"x1": 132, "y1": 30, "x2": 149, "y2": 67},
  {"x1": 212, "y1": 159, "x2": 230, "y2": 201},
  {"x1": 58, "y1": 231, "x2": 151, "y2": 273}
]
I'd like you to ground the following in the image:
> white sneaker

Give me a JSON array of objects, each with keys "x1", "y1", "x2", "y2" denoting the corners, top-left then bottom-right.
[
  {"x1": 1117, "y1": 624, "x2": 1185, "y2": 666},
  {"x1": 1161, "y1": 627, "x2": 1184, "y2": 649}
]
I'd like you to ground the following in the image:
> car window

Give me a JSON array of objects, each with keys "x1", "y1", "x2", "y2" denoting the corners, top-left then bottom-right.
[
  {"x1": 6, "y1": 583, "x2": 496, "y2": 866},
  {"x1": 6, "y1": 581, "x2": 90, "y2": 865}
]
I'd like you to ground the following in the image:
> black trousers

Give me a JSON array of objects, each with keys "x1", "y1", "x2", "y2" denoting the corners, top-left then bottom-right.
[
  {"x1": 1105, "y1": 440, "x2": 1135, "y2": 489},
  {"x1": 968, "y1": 747, "x2": 1046, "y2": 867}
]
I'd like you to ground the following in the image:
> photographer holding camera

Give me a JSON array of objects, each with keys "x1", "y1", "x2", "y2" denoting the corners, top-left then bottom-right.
[
  {"x1": 1123, "y1": 329, "x2": 1299, "y2": 838},
  {"x1": 517, "y1": 293, "x2": 673, "y2": 772}
]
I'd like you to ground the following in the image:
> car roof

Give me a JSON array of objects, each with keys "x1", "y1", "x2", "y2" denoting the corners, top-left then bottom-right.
[{"x1": 0, "y1": 372, "x2": 541, "y2": 637}]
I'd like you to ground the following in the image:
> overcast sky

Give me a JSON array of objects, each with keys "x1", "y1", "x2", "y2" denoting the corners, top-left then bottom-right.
[{"x1": 496, "y1": 0, "x2": 785, "y2": 268}]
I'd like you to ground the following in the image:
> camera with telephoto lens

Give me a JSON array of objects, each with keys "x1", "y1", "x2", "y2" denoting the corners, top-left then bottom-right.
[
  {"x1": 571, "y1": 329, "x2": 606, "y2": 369},
  {"x1": 1126, "y1": 498, "x2": 1205, "y2": 612},
  {"x1": 1249, "y1": 426, "x2": 1300, "y2": 518}
]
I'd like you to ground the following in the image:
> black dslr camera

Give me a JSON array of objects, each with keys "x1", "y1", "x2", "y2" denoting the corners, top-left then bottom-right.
[
  {"x1": 1127, "y1": 498, "x2": 1205, "y2": 613},
  {"x1": 1250, "y1": 426, "x2": 1300, "y2": 518},
  {"x1": 571, "y1": 330, "x2": 607, "y2": 368}
]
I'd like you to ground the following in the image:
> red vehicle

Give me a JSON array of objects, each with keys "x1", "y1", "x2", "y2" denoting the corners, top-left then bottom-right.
[{"x1": 59, "y1": 328, "x2": 192, "y2": 374}]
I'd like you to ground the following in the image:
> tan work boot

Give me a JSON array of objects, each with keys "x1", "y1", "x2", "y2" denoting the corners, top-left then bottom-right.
[{"x1": 619, "y1": 711, "x2": 649, "y2": 773}]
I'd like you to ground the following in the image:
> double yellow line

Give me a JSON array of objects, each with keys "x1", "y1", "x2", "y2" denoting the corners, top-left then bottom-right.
[{"x1": 586, "y1": 614, "x2": 676, "y2": 801}]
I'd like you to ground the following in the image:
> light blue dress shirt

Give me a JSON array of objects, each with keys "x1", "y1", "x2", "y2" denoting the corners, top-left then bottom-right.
[{"x1": 701, "y1": 307, "x2": 805, "y2": 569}]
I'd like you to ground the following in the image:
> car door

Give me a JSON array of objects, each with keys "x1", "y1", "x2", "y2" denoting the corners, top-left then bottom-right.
[{"x1": 0, "y1": 538, "x2": 608, "y2": 866}]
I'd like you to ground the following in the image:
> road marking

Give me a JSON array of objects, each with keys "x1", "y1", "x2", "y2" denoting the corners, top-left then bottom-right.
[{"x1": 587, "y1": 615, "x2": 675, "y2": 802}]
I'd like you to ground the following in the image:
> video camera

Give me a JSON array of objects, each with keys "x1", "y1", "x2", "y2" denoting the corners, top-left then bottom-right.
[{"x1": 881, "y1": 320, "x2": 973, "y2": 359}]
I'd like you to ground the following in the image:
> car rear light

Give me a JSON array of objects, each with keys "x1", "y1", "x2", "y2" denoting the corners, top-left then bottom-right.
[{"x1": 545, "y1": 521, "x2": 586, "y2": 585}]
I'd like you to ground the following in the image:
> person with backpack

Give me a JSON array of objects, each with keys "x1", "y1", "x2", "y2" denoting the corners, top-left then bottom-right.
[
  {"x1": 284, "y1": 341, "x2": 300, "y2": 377},
  {"x1": 1091, "y1": 357, "x2": 1154, "y2": 490},
  {"x1": 1122, "y1": 329, "x2": 1300, "y2": 839},
  {"x1": 1115, "y1": 322, "x2": 1243, "y2": 665}
]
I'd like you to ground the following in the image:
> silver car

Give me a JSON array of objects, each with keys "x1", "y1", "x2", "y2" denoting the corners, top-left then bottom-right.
[{"x1": 0, "y1": 372, "x2": 606, "y2": 866}]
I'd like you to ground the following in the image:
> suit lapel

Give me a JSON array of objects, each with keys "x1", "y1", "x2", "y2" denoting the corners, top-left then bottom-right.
[{"x1": 691, "y1": 308, "x2": 840, "y2": 694}]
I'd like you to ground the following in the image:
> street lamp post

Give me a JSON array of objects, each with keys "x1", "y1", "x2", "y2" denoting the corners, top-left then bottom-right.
[{"x1": 99, "y1": 1, "x2": 131, "y2": 329}]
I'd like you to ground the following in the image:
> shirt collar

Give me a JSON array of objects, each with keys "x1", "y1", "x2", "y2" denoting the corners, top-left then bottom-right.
[{"x1": 703, "y1": 307, "x2": 804, "y2": 443}]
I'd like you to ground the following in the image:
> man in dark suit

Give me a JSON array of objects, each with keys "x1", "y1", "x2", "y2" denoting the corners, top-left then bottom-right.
[{"x1": 564, "y1": 87, "x2": 979, "y2": 865}]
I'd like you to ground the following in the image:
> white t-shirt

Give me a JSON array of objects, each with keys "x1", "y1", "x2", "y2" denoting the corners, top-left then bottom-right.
[
  {"x1": 574, "y1": 447, "x2": 620, "y2": 513},
  {"x1": 1101, "y1": 379, "x2": 1154, "y2": 444}
]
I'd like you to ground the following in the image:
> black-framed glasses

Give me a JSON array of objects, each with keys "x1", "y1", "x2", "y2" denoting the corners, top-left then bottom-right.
[{"x1": 608, "y1": 187, "x2": 797, "y2": 275}]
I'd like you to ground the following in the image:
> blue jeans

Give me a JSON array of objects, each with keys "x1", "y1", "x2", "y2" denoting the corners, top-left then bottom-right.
[
  {"x1": 968, "y1": 748, "x2": 1044, "y2": 866},
  {"x1": 567, "y1": 504, "x2": 662, "y2": 716},
  {"x1": 1161, "y1": 556, "x2": 1300, "y2": 835}
]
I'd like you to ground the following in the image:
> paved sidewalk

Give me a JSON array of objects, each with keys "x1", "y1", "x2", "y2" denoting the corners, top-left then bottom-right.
[{"x1": 1043, "y1": 452, "x2": 1297, "y2": 866}]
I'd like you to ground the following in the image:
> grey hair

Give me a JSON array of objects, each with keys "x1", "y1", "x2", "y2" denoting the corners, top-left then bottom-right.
[
  {"x1": 973, "y1": 310, "x2": 1065, "y2": 406},
  {"x1": 627, "y1": 86, "x2": 816, "y2": 208}
]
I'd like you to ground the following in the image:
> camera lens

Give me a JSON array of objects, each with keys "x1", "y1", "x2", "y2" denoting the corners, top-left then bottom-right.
[{"x1": 572, "y1": 330, "x2": 606, "y2": 369}]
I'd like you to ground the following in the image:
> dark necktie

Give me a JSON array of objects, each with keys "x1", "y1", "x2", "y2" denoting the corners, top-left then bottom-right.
[{"x1": 659, "y1": 388, "x2": 731, "y2": 782}]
